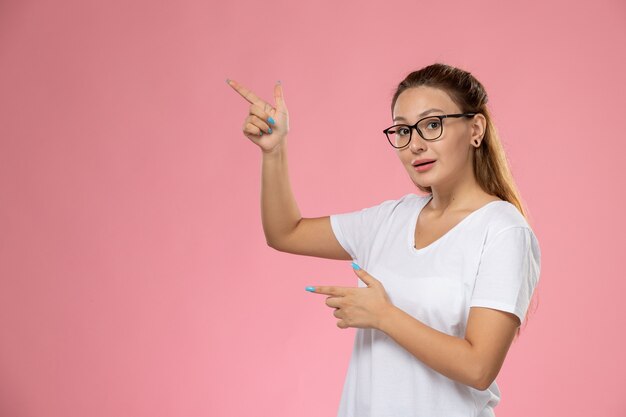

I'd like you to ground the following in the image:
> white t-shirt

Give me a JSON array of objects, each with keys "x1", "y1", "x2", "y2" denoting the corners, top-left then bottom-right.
[{"x1": 329, "y1": 192, "x2": 541, "y2": 417}]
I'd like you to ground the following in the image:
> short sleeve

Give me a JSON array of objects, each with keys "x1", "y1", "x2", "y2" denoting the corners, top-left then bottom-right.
[
  {"x1": 470, "y1": 226, "x2": 541, "y2": 325},
  {"x1": 329, "y1": 199, "x2": 397, "y2": 261}
]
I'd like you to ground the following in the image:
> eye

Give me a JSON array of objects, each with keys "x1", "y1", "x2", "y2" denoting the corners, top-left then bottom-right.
[
  {"x1": 397, "y1": 127, "x2": 410, "y2": 136},
  {"x1": 426, "y1": 121, "x2": 440, "y2": 130}
]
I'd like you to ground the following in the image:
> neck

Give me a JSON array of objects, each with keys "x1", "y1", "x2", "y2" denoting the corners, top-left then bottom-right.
[{"x1": 427, "y1": 162, "x2": 484, "y2": 214}]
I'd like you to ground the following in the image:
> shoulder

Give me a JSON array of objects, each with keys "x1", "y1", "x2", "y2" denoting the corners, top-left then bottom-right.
[
  {"x1": 480, "y1": 201, "x2": 540, "y2": 254},
  {"x1": 333, "y1": 193, "x2": 421, "y2": 223},
  {"x1": 482, "y1": 199, "x2": 531, "y2": 232},
  {"x1": 396, "y1": 192, "x2": 431, "y2": 207},
  {"x1": 364, "y1": 192, "x2": 427, "y2": 211},
  {"x1": 345, "y1": 193, "x2": 427, "y2": 225}
]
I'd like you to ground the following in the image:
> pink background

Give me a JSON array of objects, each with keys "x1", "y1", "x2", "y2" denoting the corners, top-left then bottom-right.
[{"x1": 1, "y1": 0, "x2": 625, "y2": 416}]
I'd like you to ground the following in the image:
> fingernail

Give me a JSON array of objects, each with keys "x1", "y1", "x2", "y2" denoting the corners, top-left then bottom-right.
[
  {"x1": 268, "y1": 117, "x2": 275, "y2": 125},
  {"x1": 305, "y1": 286, "x2": 315, "y2": 292},
  {"x1": 225, "y1": 78, "x2": 230, "y2": 84},
  {"x1": 277, "y1": 80, "x2": 282, "y2": 85},
  {"x1": 268, "y1": 128, "x2": 272, "y2": 134},
  {"x1": 351, "y1": 262, "x2": 360, "y2": 270}
]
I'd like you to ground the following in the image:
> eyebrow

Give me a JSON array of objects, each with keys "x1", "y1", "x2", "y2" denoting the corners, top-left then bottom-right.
[{"x1": 393, "y1": 108, "x2": 445, "y2": 122}]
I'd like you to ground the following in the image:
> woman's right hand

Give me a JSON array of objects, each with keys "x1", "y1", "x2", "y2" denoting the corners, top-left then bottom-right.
[{"x1": 226, "y1": 79, "x2": 289, "y2": 154}]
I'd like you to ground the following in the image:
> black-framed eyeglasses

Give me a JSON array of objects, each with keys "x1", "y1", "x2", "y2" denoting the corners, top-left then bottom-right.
[{"x1": 383, "y1": 113, "x2": 478, "y2": 148}]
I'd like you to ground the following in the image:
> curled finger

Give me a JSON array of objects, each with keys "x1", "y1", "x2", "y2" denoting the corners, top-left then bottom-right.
[
  {"x1": 243, "y1": 121, "x2": 264, "y2": 137},
  {"x1": 250, "y1": 103, "x2": 276, "y2": 126},
  {"x1": 248, "y1": 114, "x2": 272, "y2": 134}
]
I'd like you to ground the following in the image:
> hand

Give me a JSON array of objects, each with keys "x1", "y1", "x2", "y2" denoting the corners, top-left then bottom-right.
[
  {"x1": 226, "y1": 79, "x2": 289, "y2": 154},
  {"x1": 308, "y1": 264, "x2": 394, "y2": 330}
]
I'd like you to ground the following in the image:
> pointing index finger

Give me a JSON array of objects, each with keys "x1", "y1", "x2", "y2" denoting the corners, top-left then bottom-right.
[
  {"x1": 226, "y1": 79, "x2": 263, "y2": 105},
  {"x1": 311, "y1": 286, "x2": 350, "y2": 297}
]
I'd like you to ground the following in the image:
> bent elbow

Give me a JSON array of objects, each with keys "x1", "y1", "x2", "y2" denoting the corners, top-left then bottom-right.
[
  {"x1": 266, "y1": 238, "x2": 284, "y2": 252},
  {"x1": 473, "y1": 378, "x2": 491, "y2": 391},
  {"x1": 473, "y1": 369, "x2": 495, "y2": 391}
]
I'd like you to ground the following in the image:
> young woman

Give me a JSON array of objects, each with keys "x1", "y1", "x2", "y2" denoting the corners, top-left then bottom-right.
[{"x1": 227, "y1": 63, "x2": 541, "y2": 417}]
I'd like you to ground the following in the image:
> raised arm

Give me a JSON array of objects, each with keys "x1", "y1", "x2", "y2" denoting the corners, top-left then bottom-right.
[{"x1": 227, "y1": 79, "x2": 351, "y2": 260}]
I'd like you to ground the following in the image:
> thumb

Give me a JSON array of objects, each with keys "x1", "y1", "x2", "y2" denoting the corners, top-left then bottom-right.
[{"x1": 274, "y1": 81, "x2": 288, "y2": 112}]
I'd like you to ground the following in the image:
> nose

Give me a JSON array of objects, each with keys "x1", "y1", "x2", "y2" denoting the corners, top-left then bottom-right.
[{"x1": 409, "y1": 127, "x2": 426, "y2": 152}]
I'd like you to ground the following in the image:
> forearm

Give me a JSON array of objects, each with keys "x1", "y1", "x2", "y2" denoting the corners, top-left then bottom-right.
[
  {"x1": 261, "y1": 141, "x2": 302, "y2": 248},
  {"x1": 378, "y1": 305, "x2": 485, "y2": 390}
]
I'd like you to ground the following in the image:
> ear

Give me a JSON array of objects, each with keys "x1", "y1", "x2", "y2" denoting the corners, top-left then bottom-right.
[{"x1": 470, "y1": 113, "x2": 487, "y2": 145}]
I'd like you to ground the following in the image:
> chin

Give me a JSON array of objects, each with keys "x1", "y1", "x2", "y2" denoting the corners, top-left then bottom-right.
[{"x1": 411, "y1": 171, "x2": 434, "y2": 187}]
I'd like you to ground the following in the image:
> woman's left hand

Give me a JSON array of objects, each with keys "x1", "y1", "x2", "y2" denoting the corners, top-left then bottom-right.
[{"x1": 308, "y1": 263, "x2": 394, "y2": 330}]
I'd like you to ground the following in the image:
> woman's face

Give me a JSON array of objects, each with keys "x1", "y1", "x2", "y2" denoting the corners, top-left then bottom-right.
[{"x1": 392, "y1": 86, "x2": 482, "y2": 190}]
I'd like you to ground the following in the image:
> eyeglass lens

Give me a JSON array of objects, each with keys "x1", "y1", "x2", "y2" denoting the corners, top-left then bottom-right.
[{"x1": 387, "y1": 117, "x2": 442, "y2": 147}]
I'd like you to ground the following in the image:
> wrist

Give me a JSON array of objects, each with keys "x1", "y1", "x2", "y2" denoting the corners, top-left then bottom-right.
[
  {"x1": 377, "y1": 303, "x2": 400, "y2": 333},
  {"x1": 262, "y1": 141, "x2": 287, "y2": 157}
]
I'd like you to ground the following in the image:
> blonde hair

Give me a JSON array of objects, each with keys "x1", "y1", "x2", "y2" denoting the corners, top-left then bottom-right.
[{"x1": 391, "y1": 63, "x2": 538, "y2": 338}]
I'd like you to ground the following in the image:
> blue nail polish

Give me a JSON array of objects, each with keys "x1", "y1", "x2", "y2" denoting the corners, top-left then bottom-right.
[
  {"x1": 268, "y1": 127, "x2": 272, "y2": 134},
  {"x1": 351, "y1": 262, "x2": 360, "y2": 270},
  {"x1": 305, "y1": 286, "x2": 315, "y2": 292},
  {"x1": 268, "y1": 117, "x2": 275, "y2": 125}
]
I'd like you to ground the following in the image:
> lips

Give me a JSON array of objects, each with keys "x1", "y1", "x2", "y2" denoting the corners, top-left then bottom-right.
[
  {"x1": 412, "y1": 159, "x2": 436, "y2": 167},
  {"x1": 416, "y1": 161, "x2": 434, "y2": 167}
]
